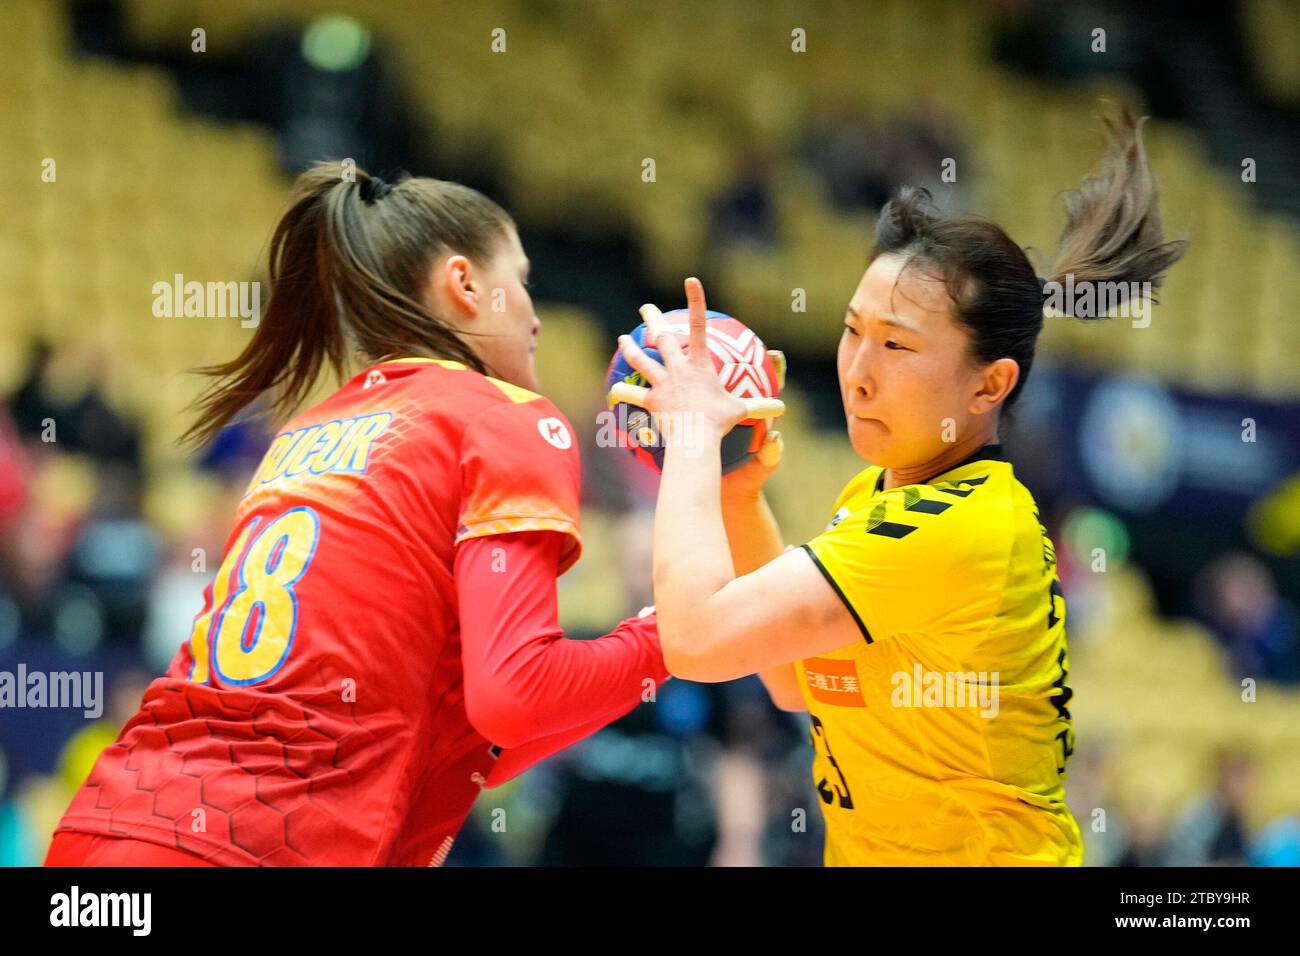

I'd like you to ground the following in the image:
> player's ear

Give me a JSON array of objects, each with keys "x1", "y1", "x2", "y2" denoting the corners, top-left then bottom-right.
[
  {"x1": 434, "y1": 253, "x2": 480, "y2": 320},
  {"x1": 970, "y1": 357, "x2": 1019, "y2": 415}
]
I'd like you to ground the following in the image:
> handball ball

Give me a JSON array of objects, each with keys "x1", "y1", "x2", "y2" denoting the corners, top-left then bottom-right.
[{"x1": 605, "y1": 309, "x2": 783, "y2": 474}]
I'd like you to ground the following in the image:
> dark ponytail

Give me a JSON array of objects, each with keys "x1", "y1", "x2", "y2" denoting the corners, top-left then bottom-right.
[
  {"x1": 871, "y1": 105, "x2": 1187, "y2": 415},
  {"x1": 183, "y1": 162, "x2": 514, "y2": 447}
]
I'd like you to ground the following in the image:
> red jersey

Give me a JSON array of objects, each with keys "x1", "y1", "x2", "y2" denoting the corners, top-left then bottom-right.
[{"x1": 56, "y1": 358, "x2": 661, "y2": 865}]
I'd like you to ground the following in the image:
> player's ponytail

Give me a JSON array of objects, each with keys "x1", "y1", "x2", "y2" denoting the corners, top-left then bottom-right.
[
  {"x1": 870, "y1": 105, "x2": 1186, "y2": 418},
  {"x1": 183, "y1": 162, "x2": 514, "y2": 448},
  {"x1": 1042, "y1": 105, "x2": 1188, "y2": 314}
]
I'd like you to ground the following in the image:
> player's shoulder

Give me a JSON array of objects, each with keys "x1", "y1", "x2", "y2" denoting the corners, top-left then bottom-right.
[
  {"x1": 835, "y1": 455, "x2": 1019, "y2": 560},
  {"x1": 358, "y1": 357, "x2": 541, "y2": 406},
  {"x1": 923, "y1": 458, "x2": 1051, "y2": 576},
  {"x1": 350, "y1": 357, "x2": 569, "y2": 429}
]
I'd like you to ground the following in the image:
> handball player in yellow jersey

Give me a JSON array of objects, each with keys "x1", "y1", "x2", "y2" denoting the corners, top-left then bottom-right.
[{"x1": 616, "y1": 109, "x2": 1185, "y2": 866}]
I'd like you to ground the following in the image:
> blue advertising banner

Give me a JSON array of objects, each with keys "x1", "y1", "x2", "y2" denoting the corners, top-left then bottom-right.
[{"x1": 1015, "y1": 366, "x2": 1299, "y2": 524}]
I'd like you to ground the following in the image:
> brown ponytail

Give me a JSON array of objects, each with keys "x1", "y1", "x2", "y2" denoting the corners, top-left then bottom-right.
[
  {"x1": 182, "y1": 162, "x2": 515, "y2": 447},
  {"x1": 1045, "y1": 104, "x2": 1188, "y2": 301}
]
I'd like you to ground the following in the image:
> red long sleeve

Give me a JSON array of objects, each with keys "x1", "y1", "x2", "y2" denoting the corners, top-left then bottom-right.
[
  {"x1": 455, "y1": 530, "x2": 669, "y2": 754},
  {"x1": 484, "y1": 712, "x2": 614, "y2": 788}
]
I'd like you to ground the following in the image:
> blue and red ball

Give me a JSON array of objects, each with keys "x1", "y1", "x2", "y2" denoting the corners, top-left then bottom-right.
[{"x1": 604, "y1": 309, "x2": 783, "y2": 474}]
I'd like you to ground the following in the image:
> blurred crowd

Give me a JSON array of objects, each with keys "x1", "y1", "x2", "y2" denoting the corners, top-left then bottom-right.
[
  {"x1": 3, "y1": 335, "x2": 1298, "y2": 867},
  {"x1": 1, "y1": 0, "x2": 1297, "y2": 868}
]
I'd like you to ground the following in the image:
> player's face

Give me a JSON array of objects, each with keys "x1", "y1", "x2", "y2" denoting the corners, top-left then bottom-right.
[
  {"x1": 471, "y1": 227, "x2": 541, "y2": 391},
  {"x1": 837, "y1": 253, "x2": 995, "y2": 468}
]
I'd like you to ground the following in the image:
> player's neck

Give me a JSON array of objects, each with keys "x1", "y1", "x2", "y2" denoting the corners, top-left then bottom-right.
[{"x1": 883, "y1": 433, "x2": 1000, "y2": 491}]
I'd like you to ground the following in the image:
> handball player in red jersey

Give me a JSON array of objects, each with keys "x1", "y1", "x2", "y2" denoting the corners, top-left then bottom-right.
[{"x1": 45, "y1": 164, "x2": 673, "y2": 866}]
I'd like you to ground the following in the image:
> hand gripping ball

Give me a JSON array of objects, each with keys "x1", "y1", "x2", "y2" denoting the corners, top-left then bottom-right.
[{"x1": 604, "y1": 309, "x2": 785, "y2": 474}]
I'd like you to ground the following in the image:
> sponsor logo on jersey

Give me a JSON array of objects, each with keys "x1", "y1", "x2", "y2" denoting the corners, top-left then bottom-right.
[
  {"x1": 537, "y1": 416, "x2": 572, "y2": 449},
  {"x1": 803, "y1": 657, "x2": 865, "y2": 707}
]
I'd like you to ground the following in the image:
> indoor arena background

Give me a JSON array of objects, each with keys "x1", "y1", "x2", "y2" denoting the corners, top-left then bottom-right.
[{"x1": 1, "y1": 0, "x2": 1297, "y2": 866}]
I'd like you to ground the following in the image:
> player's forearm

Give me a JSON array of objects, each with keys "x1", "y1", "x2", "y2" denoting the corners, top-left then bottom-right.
[
  {"x1": 468, "y1": 614, "x2": 666, "y2": 749},
  {"x1": 757, "y1": 662, "x2": 807, "y2": 711},
  {"x1": 656, "y1": 460, "x2": 806, "y2": 693},
  {"x1": 654, "y1": 432, "x2": 738, "y2": 673},
  {"x1": 485, "y1": 703, "x2": 634, "y2": 788},
  {"x1": 721, "y1": 490, "x2": 782, "y2": 575},
  {"x1": 719, "y1": 492, "x2": 805, "y2": 710},
  {"x1": 458, "y1": 533, "x2": 667, "y2": 749}
]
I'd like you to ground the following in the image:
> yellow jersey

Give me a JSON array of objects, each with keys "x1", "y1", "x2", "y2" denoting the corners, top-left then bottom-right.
[{"x1": 798, "y1": 444, "x2": 1083, "y2": 866}]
